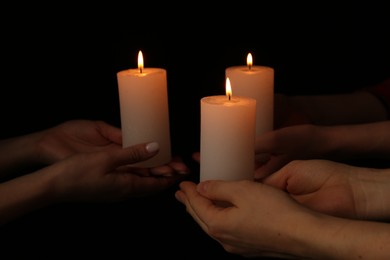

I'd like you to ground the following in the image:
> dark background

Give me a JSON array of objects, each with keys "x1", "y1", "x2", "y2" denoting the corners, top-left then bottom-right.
[{"x1": 0, "y1": 5, "x2": 389, "y2": 259}]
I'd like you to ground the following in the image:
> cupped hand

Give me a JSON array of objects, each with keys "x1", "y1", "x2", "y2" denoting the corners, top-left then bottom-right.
[
  {"x1": 37, "y1": 120, "x2": 123, "y2": 164},
  {"x1": 37, "y1": 120, "x2": 190, "y2": 177},
  {"x1": 175, "y1": 179, "x2": 313, "y2": 258},
  {"x1": 254, "y1": 124, "x2": 328, "y2": 180},
  {"x1": 262, "y1": 159, "x2": 385, "y2": 220},
  {"x1": 49, "y1": 142, "x2": 188, "y2": 202}
]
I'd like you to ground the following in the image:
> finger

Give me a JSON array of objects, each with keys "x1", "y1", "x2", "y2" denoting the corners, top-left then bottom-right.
[
  {"x1": 192, "y1": 152, "x2": 200, "y2": 163},
  {"x1": 175, "y1": 185, "x2": 206, "y2": 227},
  {"x1": 168, "y1": 156, "x2": 190, "y2": 174},
  {"x1": 175, "y1": 181, "x2": 212, "y2": 232},
  {"x1": 108, "y1": 142, "x2": 159, "y2": 167},
  {"x1": 196, "y1": 180, "x2": 240, "y2": 206},
  {"x1": 261, "y1": 161, "x2": 299, "y2": 190},
  {"x1": 96, "y1": 120, "x2": 123, "y2": 145},
  {"x1": 175, "y1": 182, "x2": 204, "y2": 222},
  {"x1": 150, "y1": 165, "x2": 174, "y2": 176},
  {"x1": 150, "y1": 156, "x2": 190, "y2": 176}
]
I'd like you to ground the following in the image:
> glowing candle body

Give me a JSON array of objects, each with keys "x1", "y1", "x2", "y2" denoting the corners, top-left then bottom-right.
[
  {"x1": 226, "y1": 62, "x2": 274, "y2": 136},
  {"x1": 117, "y1": 67, "x2": 171, "y2": 167},
  {"x1": 200, "y1": 95, "x2": 256, "y2": 181}
]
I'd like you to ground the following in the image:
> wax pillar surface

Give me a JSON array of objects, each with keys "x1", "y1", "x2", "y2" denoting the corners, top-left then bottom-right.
[
  {"x1": 117, "y1": 68, "x2": 171, "y2": 167},
  {"x1": 200, "y1": 95, "x2": 256, "y2": 181},
  {"x1": 226, "y1": 65, "x2": 274, "y2": 136}
]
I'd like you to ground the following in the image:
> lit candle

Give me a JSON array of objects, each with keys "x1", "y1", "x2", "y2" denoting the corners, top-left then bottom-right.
[
  {"x1": 200, "y1": 78, "x2": 256, "y2": 181},
  {"x1": 226, "y1": 53, "x2": 274, "y2": 136},
  {"x1": 117, "y1": 50, "x2": 171, "y2": 167}
]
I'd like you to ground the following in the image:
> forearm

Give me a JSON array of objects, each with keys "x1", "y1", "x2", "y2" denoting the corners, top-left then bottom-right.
[
  {"x1": 320, "y1": 121, "x2": 390, "y2": 160},
  {"x1": 289, "y1": 91, "x2": 388, "y2": 125},
  {"x1": 296, "y1": 213, "x2": 390, "y2": 259},
  {"x1": 0, "y1": 168, "x2": 56, "y2": 225},
  {"x1": 0, "y1": 132, "x2": 44, "y2": 178}
]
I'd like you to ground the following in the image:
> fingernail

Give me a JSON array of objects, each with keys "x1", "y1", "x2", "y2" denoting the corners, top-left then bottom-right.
[{"x1": 146, "y1": 142, "x2": 159, "y2": 153}]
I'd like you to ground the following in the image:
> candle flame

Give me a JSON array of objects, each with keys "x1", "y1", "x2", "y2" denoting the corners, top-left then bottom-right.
[
  {"x1": 226, "y1": 77, "x2": 232, "y2": 101},
  {"x1": 138, "y1": 50, "x2": 144, "y2": 73},
  {"x1": 247, "y1": 53, "x2": 253, "y2": 70}
]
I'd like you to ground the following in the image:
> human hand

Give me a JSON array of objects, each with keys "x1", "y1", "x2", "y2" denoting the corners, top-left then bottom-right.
[
  {"x1": 37, "y1": 120, "x2": 123, "y2": 164},
  {"x1": 176, "y1": 175, "x2": 390, "y2": 259},
  {"x1": 49, "y1": 142, "x2": 187, "y2": 202},
  {"x1": 37, "y1": 120, "x2": 189, "y2": 176},
  {"x1": 263, "y1": 159, "x2": 390, "y2": 220},
  {"x1": 254, "y1": 124, "x2": 328, "y2": 180},
  {"x1": 175, "y1": 179, "x2": 314, "y2": 258},
  {"x1": 0, "y1": 140, "x2": 190, "y2": 225}
]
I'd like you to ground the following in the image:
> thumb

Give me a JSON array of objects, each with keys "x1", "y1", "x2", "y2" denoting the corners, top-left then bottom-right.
[
  {"x1": 110, "y1": 142, "x2": 160, "y2": 166},
  {"x1": 197, "y1": 180, "x2": 237, "y2": 206},
  {"x1": 262, "y1": 166, "x2": 289, "y2": 190}
]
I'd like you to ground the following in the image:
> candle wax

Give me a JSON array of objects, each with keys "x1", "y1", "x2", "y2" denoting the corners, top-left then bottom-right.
[
  {"x1": 226, "y1": 65, "x2": 274, "y2": 136},
  {"x1": 200, "y1": 95, "x2": 256, "y2": 181},
  {"x1": 117, "y1": 68, "x2": 171, "y2": 167}
]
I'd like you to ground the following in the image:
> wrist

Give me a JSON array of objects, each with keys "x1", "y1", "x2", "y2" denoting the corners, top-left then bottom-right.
[
  {"x1": 22, "y1": 131, "x2": 48, "y2": 165},
  {"x1": 311, "y1": 126, "x2": 340, "y2": 160},
  {"x1": 318, "y1": 125, "x2": 362, "y2": 161},
  {"x1": 355, "y1": 168, "x2": 390, "y2": 220}
]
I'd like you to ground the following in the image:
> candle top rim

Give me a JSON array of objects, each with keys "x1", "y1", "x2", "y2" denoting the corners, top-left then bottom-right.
[
  {"x1": 117, "y1": 67, "x2": 166, "y2": 76},
  {"x1": 226, "y1": 65, "x2": 274, "y2": 72},
  {"x1": 201, "y1": 95, "x2": 256, "y2": 106}
]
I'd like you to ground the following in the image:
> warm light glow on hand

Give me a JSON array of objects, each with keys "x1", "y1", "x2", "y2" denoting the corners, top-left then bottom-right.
[
  {"x1": 247, "y1": 53, "x2": 253, "y2": 70},
  {"x1": 138, "y1": 50, "x2": 144, "y2": 73},
  {"x1": 226, "y1": 77, "x2": 232, "y2": 101}
]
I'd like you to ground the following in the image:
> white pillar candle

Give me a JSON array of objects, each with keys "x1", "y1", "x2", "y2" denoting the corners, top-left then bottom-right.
[
  {"x1": 226, "y1": 53, "x2": 274, "y2": 136},
  {"x1": 117, "y1": 50, "x2": 171, "y2": 167},
  {"x1": 200, "y1": 78, "x2": 256, "y2": 181}
]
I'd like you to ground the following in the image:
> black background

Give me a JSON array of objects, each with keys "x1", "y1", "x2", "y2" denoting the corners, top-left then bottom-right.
[{"x1": 1, "y1": 4, "x2": 389, "y2": 259}]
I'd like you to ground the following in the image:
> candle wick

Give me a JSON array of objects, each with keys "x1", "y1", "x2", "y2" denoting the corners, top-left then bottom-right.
[
  {"x1": 228, "y1": 93, "x2": 231, "y2": 101},
  {"x1": 139, "y1": 68, "x2": 143, "y2": 74},
  {"x1": 248, "y1": 64, "x2": 252, "y2": 71}
]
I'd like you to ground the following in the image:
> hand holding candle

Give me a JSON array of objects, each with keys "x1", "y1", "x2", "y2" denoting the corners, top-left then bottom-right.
[
  {"x1": 117, "y1": 50, "x2": 171, "y2": 167},
  {"x1": 226, "y1": 53, "x2": 274, "y2": 136},
  {"x1": 200, "y1": 78, "x2": 256, "y2": 181}
]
